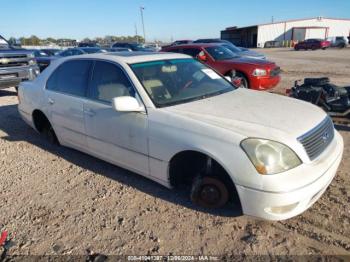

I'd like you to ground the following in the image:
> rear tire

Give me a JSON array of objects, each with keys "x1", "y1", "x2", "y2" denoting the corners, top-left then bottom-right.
[{"x1": 191, "y1": 176, "x2": 229, "y2": 209}]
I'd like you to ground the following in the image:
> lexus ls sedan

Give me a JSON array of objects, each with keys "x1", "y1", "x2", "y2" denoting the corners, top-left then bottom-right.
[{"x1": 18, "y1": 52, "x2": 343, "y2": 220}]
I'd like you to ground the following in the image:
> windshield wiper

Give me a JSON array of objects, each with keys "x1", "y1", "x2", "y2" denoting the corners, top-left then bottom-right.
[{"x1": 158, "y1": 88, "x2": 233, "y2": 108}]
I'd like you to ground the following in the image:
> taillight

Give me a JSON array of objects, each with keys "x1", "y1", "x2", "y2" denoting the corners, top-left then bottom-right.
[{"x1": 286, "y1": 88, "x2": 291, "y2": 95}]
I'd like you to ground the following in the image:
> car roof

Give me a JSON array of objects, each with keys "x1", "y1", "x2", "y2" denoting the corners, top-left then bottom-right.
[
  {"x1": 59, "y1": 51, "x2": 191, "y2": 64},
  {"x1": 164, "y1": 43, "x2": 221, "y2": 48}
]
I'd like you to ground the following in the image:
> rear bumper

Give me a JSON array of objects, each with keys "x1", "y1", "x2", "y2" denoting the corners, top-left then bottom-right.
[
  {"x1": 0, "y1": 65, "x2": 39, "y2": 89},
  {"x1": 236, "y1": 132, "x2": 343, "y2": 220},
  {"x1": 250, "y1": 75, "x2": 281, "y2": 90}
]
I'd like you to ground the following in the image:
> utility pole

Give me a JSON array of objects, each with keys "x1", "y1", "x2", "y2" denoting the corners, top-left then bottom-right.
[
  {"x1": 135, "y1": 23, "x2": 139, "y2": 43},
  {"x1": 140, "y1": 6, "x2": 146, "y2": 43}
]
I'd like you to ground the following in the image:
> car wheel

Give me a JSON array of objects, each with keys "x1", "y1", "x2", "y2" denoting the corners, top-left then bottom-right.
[
  {"x1": 191, "y1": 176, "x2": 229, "y2": 209},
  {"x1": 236, "y1": 73, "x2": 249, "y2": 88},
  {"x1": 43, "y1": 124, "x2": 59, "y2": 145}
]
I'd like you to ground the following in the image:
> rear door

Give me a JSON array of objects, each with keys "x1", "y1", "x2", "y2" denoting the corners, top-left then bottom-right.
[
  {"x1": 45, "y1": 59, "x2": 92, "y2": 150},
  {"x1": 83, "y1": 60, "x2": 149, "y2": 175}
]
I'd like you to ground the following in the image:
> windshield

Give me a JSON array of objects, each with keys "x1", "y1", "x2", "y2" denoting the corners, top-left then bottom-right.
[
  {"x1": 0, "y1": 36, "x2": 10, "y2": 49},
  {"x1": 130, "y1": 58, "x2": 234, "y2": 107},
  {"x1": 205, "y1": 46, "x2": 237, "y2": 60},
  {"x1": 221, "y1": 44, "x2": 242, "y2": 55}
]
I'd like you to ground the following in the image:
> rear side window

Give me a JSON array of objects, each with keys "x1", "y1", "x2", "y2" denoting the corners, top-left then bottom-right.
[
  {"x1": 182, "y1": 48, "x2": 201, "y2": 57},
  {"x1": 46, "y1": 60, "x2": 92, "y2": 97},
  {"x1": 88, "y1": 61, "x2": 135, "y2": 103}
]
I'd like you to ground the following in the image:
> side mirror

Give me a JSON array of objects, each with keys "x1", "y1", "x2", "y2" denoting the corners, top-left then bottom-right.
[
  {"x1": 112, "y1": 96, "x2": 145, "y2": 112},
  {"x1": 196, "y1": 51, "x2": 207, "y2": 62}
]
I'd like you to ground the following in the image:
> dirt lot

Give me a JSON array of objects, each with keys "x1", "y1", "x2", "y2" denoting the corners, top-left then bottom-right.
[{"x1": 0, "y1": 48, "x2": 350, "y2": 258}]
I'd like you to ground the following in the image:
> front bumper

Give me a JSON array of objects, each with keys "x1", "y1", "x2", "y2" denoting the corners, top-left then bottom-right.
[
  {"x1": 250, "y1": 75, "x2": 281, "y2": 90},
  {"x1": 0, "y1": 65, "x2": 39, "y2": 89},
  {"x1": 236, "y1": 132, "x2": 343, "y2": 220}
]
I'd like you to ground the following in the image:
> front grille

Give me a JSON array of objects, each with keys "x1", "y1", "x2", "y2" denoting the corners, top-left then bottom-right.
[
  {"x1": 297, "y1": 116, "x2": 334, "y2": 161},
  {"x1": 0, "y1": 54, "x2": 28, "y2": 59},
  {"x1": 270, "y1": 67, "x2": 281, "y2": 77},
  {"x1": 0, "y1": 61, "x2": 28, "y2": 67}
]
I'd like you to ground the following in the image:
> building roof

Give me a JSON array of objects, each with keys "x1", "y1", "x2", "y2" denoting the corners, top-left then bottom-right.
[{"x1": 223, "y1": 17, "x2": 350, "y2": 31}]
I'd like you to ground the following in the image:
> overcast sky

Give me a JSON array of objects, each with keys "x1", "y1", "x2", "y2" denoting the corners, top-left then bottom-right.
[{"x1": 1, "y1": 0, "x2": 349, "y2": 42}]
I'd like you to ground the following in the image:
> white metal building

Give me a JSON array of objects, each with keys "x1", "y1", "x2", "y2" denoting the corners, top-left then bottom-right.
[{"x1": 221, "y1": 17, "x2": 350, "y2": 48}]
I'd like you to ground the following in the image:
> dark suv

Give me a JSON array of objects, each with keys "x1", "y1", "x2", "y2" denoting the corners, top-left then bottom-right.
[
  {"x1": 111, "y1": 42, "x2": 153, "y2": 52},
  {"x1": 0, "y1": 35, "x2": 40, "y2": 91}
]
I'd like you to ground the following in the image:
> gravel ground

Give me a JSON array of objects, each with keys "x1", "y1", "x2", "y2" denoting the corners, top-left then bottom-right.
[{"x1": 0, "y1": 48, "x2": 350, "y2": 258}]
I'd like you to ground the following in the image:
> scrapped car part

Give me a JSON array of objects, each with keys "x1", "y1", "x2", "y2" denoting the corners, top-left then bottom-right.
[{"x1": 288, "y1": 77, "x2": 350, "y2": 123}]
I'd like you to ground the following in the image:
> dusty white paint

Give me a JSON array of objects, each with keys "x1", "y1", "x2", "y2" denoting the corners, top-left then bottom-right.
[
  {"x1": 257, "y1": 18, "x2": 350, "y2": 47},
  {"x1": 17, "y1": 52, "x2": 344, "y2": 220}
]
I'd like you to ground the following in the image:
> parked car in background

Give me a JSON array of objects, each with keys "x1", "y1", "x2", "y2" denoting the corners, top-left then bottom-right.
[
  {"x1": 26, "y1": 49, "x2": 52, "y2": 72},
  {"x1": 18, "y1": 52, "x2": 343, "y2": 220},
  {"x1": 161, "y1": 40, "x2": 193, "y2": 50},
  {"x1": 327, "y1": 36, "x2": 348, "y2": 48},
  {"x1": 111, "y1": 42, "x2": 153, "y2": 52},
  {"x1": 220, "y1": 43, "x2": 266, "y2": 60},
  {"x1": 162, "y1": 43, "x2": 280, "y2": 90},
  {"x1": 194, "y1": 38, "x2": 266, "y2": 60},
  {"x1": 193, "y1": 38, "x2": 231, "y2": 44},
  {"x1": 294, "y1": 39, "x2": 331, "y2": 51},
  {"x1": 41, "y1": 49, "x2": 61, "y2": 56},
  {"x1": 0, "y1": 35, "x2": 39, "y2": 91},
  {"x1": 36, "y1": 47, "x2": 105, "y2": 72},
  {"x1": 102, "y1": 47, "x2": 132, "y2": 52},
  {"x1": 144, "y1": 43, "x2": 161, "y2": 51},
  {"x1": 78, "y1": 42, "x2": 100, "y2": 48}
]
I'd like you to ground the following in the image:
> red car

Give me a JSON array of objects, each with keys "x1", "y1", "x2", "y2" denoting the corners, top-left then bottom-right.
[
  {"x1": 294, "y1": 39, "x2": 331, "y2": 51},
  {"x1": 161, "y1": 44, "x2": 281, "y2": 90}
]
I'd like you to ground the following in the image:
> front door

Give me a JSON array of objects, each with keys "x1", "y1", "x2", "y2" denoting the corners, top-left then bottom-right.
[{"x1": 83, "y1": 60, "x2": 149, "y2": 175}]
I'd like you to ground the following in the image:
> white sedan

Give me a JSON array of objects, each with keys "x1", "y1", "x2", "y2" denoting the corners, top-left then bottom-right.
[{"x1": 18, "y1": 52, "x2": 343, "y2": 220}]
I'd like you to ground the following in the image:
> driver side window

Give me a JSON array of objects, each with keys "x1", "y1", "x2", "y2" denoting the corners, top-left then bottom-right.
[{"x1": 88, "y1": 61, "x2": 135, "y2": 103}]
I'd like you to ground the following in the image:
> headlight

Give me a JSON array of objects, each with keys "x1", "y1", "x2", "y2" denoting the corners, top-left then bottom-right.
[
  {"x1": 252, "y1": 68, "x2": 267, "y2": 76},
  {"x1": 29, "y1": 59, "x2": 37, "y2": 65},
  {"x1": 28, "y1": 53, "x2": 35, "y2": 58},
  {"x1": 241, "y1": 138, "x2": 301, "y2": 175}
]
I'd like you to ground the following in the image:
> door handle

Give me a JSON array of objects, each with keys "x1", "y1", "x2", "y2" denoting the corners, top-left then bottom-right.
[
  {"x1": 48, "y1": 98, "x2": 55, "y2": 105},
  {"x1": 84, "y1": 108, "x2": 96, "y2": 117}
]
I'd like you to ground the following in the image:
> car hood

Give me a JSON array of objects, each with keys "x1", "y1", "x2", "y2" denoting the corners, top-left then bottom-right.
[
  {"x1": 228, "y1": 56, "x2": 274, "y2": 66},
  {"x1": 163, "y1": 89, "x2": 326, "y2": 140}
]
